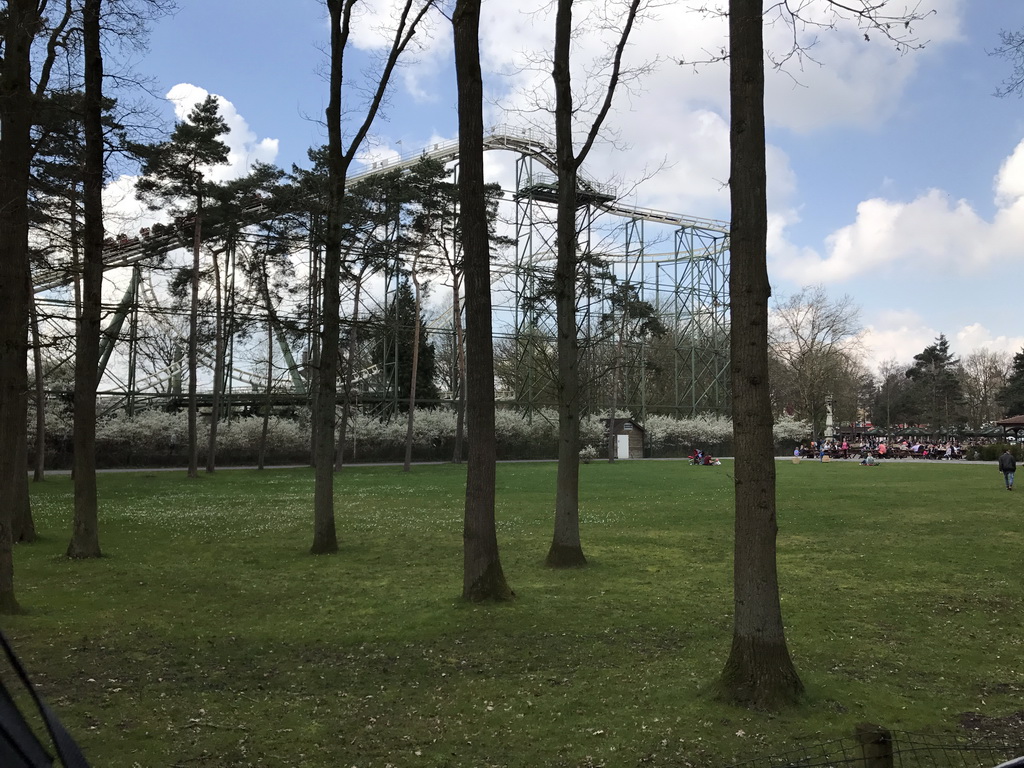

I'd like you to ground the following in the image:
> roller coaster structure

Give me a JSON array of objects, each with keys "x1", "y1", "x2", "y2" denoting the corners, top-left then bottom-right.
[{"x1": 31, "y1": 127, "x2": 731, "y2": 421}]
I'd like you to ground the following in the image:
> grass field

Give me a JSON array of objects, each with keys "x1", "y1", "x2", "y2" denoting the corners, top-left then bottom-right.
[{"x1": 3, "y1": 459, "x2": 1023, "y2": 767}]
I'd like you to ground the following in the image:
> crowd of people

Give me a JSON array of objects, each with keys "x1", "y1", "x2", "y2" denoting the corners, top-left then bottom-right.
[{"x1": 795, "y1": 438, "x2": 969, "y2": 461}]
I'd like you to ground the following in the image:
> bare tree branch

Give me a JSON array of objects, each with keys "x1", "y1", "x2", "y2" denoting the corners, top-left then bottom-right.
[{"x1": 992, "y1": 28, "x2": 1024, "y2": 98}]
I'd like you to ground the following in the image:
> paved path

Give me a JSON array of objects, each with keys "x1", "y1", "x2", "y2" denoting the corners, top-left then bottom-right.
[{"x1": 32, "y1": 455, "x2": 999, "y2": 476}]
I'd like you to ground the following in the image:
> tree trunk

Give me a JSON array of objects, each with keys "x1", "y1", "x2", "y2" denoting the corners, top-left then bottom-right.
[
  {"x1": 206, "y1": 248, "x2": 224, "y2": 473},
  {"x1": 716, "y1": 0, "x2": 802, "y2": 708},
  {"x1": 15, "y1": 273, "x2": 38, "y2": 541},
  {"x1": 547, "y1": 0, "x2": 586, "y2": 568},
  {"x1": 13, "y1": 405, "x2": 35, "y2": 544},
  {"x1": 187, "y1": 210, "x2": 202, "y2": 478},
  {"x1": 68, "y1": 0, "x2": 105, "y2": 559},
  {"x1": 0, "y1": 0, "x2": 39, "y2": 613},
  {"x1": 30, "y1": 288, "x2": 46, "y2": 482},
  {"x1": 402, "y1": 266, "x2": 423, "y2": 472},
  {"x1": 336, "y1": 267, "x2": 365, "y2": 471},
  {"x1": 259, "y1": 311, "x2": 273, "y2": 471},
  {"x1": 315, "y1": 0, "x2": 432, "y2": 550},
  {"x1": 308, "y1": 237, "x2": 321, "y2": 467},
  {"x1": 454, "y1": 0, "x2": 513, "y2": 602},
  {"x1": 312, "y1": 0, "x2": 349, "y2": 555},
  {"x1": 452, "y1": 277, "x2": 467, "y2": 463}
]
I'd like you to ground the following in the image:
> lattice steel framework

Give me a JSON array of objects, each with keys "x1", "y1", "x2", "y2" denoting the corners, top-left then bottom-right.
[{"x1": 30, "y1": 128, "x2": 731, "y2": 420}]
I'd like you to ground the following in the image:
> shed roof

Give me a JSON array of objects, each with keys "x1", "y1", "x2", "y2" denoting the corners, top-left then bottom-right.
[{"x1": 601, "y1": 417, "x2": 645, "y2": 434}]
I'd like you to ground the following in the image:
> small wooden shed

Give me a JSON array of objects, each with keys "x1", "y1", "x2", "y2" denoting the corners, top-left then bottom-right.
[{"x1": 601, "y1": 417, "x2": 645, "y2": 459}]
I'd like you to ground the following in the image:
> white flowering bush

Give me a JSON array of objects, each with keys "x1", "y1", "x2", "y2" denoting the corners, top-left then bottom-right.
[
  {"x1": 579, "y1": 445, "x2": 599, "y2": 463},
  {"x1": 217, "y1": 416, "x2": 309, "y2": 456},
  {"x1": 645, "y1": 413, "x2": 733, "y2": 451},
  {"x1": 28, "y1": 398, "x2": 812, "y2": 467},
  {"x1": 342, "y1": 409, "x2": 458, "y2": 457},
  {"x1": 96, "y1": 410, "x2": 191, "y2": 453},
  {"x1": 581, "y1": 414, "x2": 606, "y2": 447},
  {"x1": 495, "y1": 408, "x2": 559, "y2": 445},
  {"x1": 773, "y1": 414, "x2": 812, "y2": 444}
]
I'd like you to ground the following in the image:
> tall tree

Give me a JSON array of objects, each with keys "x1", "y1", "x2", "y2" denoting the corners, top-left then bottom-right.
[
  {"x1": 960, "y1": 349, "x2": 1009, "y2": 427},
  {"x1": 67, "y1": 0, "x2": 106, "y2": 558},
  {"x1": 905, "y1": 334, "x2": 964, "y2": 429},
  {"x1": 768, "y1": 285, "x2": 862, "y2": 437},
  {"x1": 998, "y1": 347, "x2": 1024, "y2": 418},
  {"x1": 404, "y1": 157, "x2": 509, "y2": 464},
  {"x1": 134, "y1": 95, "x2": 230, "y2": 478},
  {"x1": 28, "y1": 90, "x2": 115, "y2": 491},
  {"x1": 315, "y1": 0, "x2": 435, "y2": 554},
  {"x1": 404, "y1": 159, "x2": 461, "y2": 464},
  {"x1": 0, "y1": 0, "x2": 44, "y2": 613},
  {"x1": 715, "y1": 0, "x2": 928, "y2": 706},
  {"x1": 869, "y1": 358, "x2": 910, "y2": 429},
  {"x1": 0, "y1": 0, "x2": 79, "y2": 611},
  {"x1": 548, "y1": 0, "x2": 644, "y2": 568},
  {"x1": 204, "y1": 162, "x2": 288, "y2": 471},
  {"x1": 716, "y1": 0, "x2": 803, "y2": 707},
  {"x1": 453, "y1": 0, "x2": 514, "y2": 601},
  {"x1": 371, "y1": 281, "x2": 439, "y2": 411}
]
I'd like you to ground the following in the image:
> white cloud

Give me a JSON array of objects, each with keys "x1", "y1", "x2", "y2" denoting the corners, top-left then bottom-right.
[
  {"x1": 858, "y1": 311, "x2": 938, "y2": 372},
  {"x1": 994, "y1": 138, "x2": 1024, "y2": 207},
  {"x1": 953, "y1": 324, "x2": 1024, "y2": 359},
  {"x1": 770, "y1": 134, "x2": 1024, "y2": 286},
  {"x1": 856, "y1": 315, "x2": 1024, "y2": 374},
  {"x1": 102, "y1": 174, "x2": 162, "y2": 235},
  {"x1": 760, "y1": 0, "x2": 963, "y2": 133}
]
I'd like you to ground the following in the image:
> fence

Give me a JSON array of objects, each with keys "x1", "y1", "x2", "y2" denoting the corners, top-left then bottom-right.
[{"x1": 727, "y1": 724, "x2": 1024, "y2": 768}]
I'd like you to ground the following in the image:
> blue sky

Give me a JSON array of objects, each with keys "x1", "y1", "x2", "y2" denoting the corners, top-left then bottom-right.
[{"x1": 108, "y1": 0, "x2": 1024, "y2": 373}]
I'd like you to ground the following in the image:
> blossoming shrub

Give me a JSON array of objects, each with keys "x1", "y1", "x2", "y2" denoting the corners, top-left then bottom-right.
[
  {"x1": 645, "y1": 413, "x2": 733, "y2": 457},
  {"x1": 30, "y1": 404, "x2": 811, "y2": 467},
  {"x1": 341, "y1": 409, "x2": 459, "y2": 462},
  {"x1": 772, "y1": 415, "x2": 812, "y2": 453},
  {"x1": 215, "y1": 417, "x2": 310, "y2": 465}
]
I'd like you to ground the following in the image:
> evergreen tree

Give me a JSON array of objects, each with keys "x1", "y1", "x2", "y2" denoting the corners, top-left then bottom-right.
[
  {"x1": 868, "y1": 360, "x2": 918, "y2": 429},
  {"x1": 905, "y1": 334, "x2": 964, "y2": 429},
  {"x1": 372, "y1": 281, "x2": 439, "y2": 410},
  {"x1": 599, "y1": 281, "x2": 667, "y2": 461},
  {"x1": 133, "y1": 95, "x2": 230, "y2": 478},
  {"x1": 998, "y1": 347, "x2": 1024, "y2": 417}
]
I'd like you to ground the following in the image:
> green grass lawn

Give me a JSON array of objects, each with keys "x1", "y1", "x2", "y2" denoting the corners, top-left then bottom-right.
[{"x1": 3, "y1": 459, "x2": 1023, "y2": 767}]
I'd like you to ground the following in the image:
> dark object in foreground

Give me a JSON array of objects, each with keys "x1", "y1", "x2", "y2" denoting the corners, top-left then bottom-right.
[{"x1": 0, "y1": 630, "x2": 90, "y2": 767}]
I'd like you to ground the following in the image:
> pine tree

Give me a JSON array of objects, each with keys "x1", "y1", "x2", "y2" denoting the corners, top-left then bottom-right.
[
  {"x1": 905, "y1": 334, "x2": 964, "y2": 429},
  {"x1": 133, "y1": 95, "x2": 230, "y2": 478},
  {"x1": 998, "y1": 348, "x2": 1024, "y2": 417},
  {"x1": 373, "y1": 281, "x2": 439, "y2": 410}
]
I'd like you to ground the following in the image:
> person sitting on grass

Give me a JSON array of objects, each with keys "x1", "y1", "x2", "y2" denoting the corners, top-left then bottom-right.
[{"x1": 860, "y1": 454, "x2": 878, "y2": 466}]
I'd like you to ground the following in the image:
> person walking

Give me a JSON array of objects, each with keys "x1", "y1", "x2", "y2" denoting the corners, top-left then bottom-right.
[{"x1": 998, "y1": 448, "x2": 1016, "y2": 491}]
